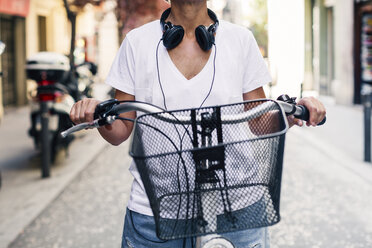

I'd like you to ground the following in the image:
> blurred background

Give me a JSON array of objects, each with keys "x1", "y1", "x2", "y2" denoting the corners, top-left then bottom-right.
[
  {"x1": 0, "y1": 0, "x2": 366, "y2": 118},
  {"x1": 0, "y1": 0, "x2": 372, "y2": 247}
]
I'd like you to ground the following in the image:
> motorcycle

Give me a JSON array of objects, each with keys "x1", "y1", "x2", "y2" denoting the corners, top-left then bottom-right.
[{"x1": 26, "y1": 52, "x2": 76, "y2": 178}]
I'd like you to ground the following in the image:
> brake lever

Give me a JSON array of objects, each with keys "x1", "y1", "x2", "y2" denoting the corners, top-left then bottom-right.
[
  {"x1": 94, "y1": 99, "x2": 120, "y2": 119},
  {"x1": 277, "y1": 94, "x2": 297, "y2": 113}
]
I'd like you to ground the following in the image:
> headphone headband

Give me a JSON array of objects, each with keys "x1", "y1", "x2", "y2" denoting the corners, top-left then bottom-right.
[
  {"x1": 160, "y1": 8, "x2": 219, "y2": 51},
  {"x1": 160, "y1": 8, "x2": 172, "y2": 27},
  {"x1": 160, "y1": 8, "x2": 219, "y2": 29},
  {"x1": 206, "y1": 9, "x2": 219, "y2": 30}
]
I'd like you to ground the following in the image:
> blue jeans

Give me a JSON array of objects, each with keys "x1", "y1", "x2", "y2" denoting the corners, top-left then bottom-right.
[{"x1": 122, "y1": 208, "x2": 270, "y2": 248}]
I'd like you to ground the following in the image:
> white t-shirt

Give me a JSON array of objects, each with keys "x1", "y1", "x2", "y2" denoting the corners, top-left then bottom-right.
[{"x1": 106, "y1": 20, "x2": 272, "y2": 216}]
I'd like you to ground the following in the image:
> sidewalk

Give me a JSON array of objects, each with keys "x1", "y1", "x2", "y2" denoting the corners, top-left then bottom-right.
[
  {"x1": 270, "y1": 97, "x2": 372, "y2": 247},
  {"x1": 0, "y1": 84, "x2": 111, "y2": 248},
  {"x1": 297, "y1": 97, "x2": 372, "y2": 182}
]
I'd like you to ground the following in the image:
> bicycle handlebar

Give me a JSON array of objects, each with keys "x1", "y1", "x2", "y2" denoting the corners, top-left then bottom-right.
[{"x1": 61, "y1": 99, "x2": 326, "y2": 138}]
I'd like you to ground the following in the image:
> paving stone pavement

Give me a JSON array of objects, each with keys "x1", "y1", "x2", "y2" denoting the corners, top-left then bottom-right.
[
  {"x1": 269, "y1": 129, "x2": 372, "y2": 248},
  {"x1": 0, "y1": 82, "x2": 112, "y2": 248},
  {"x1": 8, "y1": 141, "x2": 132, "y2": 248}
]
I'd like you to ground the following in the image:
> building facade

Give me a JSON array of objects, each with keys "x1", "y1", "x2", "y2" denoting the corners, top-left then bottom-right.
[
  {"x1": 354, "y1": 0, "x2": 372, "y2": 103},
  {"x1": 0, "y1": 0, "x2": 29, "y2": 119},
  {"x1": 0, "y1": 0, "x2": 115, "y2": 122},
  {"x1": 310, "y1": 0, "x2": 354, "y2": 105},
  {"x1": 267, "y1": 0, "x2": 365, "y2": 105}
]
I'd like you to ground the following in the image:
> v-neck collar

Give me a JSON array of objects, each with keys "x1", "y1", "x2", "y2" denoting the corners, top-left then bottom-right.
[
  {"x1": 159, "y1": 21, "x2": 220, "y2": 83},
  {"x1": 163, "y1": 46, "x2": 215, "y2": 83}
]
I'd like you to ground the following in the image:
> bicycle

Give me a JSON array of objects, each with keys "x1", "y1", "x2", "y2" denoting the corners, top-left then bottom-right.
[{"x1": 62, "y1": 95, "x2": 325, "y2": 248}]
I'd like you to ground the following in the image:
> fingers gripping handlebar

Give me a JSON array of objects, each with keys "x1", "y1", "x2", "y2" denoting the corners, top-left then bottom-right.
[
  {"x1": 94, "y1": 99, "x2": 165, "y2": 119},
  {"x1": 277, "y1": 94, "x2": 326, "y2": 126},
  {"x1": 60, "y1": 99, "x2": 165, "y2": 138}
]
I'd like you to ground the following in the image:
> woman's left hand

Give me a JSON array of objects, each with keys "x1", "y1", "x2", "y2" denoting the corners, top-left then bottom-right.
[{"x1": 289, "y1": 96, "x2": 326, "y2": 127}]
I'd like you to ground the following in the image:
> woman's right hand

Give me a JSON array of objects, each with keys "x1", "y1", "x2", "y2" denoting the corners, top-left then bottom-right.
[{"x1": 70, "y1": 98, "x2": 101, "y2": 124}]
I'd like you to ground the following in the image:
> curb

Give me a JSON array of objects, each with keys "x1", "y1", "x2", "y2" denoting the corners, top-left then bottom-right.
[{"x1": 0, "y1": 131, "x2": 108, "y2": 248}]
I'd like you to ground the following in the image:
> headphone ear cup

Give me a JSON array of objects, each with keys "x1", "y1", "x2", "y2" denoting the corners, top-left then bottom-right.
[
  {"x1": 195, "y1": 25, "x2": 214, "y2": 51},
  {"x1": 162, "y1": 25, "x2": 185, "y2": 50}
]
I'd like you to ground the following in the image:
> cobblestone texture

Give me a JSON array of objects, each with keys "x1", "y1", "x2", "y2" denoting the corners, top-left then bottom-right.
[
  {"x1": 270, "y1": 131, "x2": 372, "y2": 248},
  {"x1": 9, "y1": 141, "x2": 132, "y2": 248}
]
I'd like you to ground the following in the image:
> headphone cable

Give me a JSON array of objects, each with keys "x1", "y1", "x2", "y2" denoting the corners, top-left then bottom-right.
[
  {"x1": 156, "y1": 39, "x2": 168, "y2": 110},
  {"x1": 155, "y1": 40, "x2": 218, "y2": 247},
  {"x1": 156, "y1": 41, "x2": 217, "y2": 110}
]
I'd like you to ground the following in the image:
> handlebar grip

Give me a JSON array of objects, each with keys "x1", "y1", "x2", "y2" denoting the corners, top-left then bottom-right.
[{"x1": 295, "y1": 105, "x2": 326, "y2": 126}]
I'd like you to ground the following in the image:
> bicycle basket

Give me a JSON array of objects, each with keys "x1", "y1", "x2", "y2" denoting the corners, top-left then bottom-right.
[{"x1": 130, "y1": 99, "x2": 288, "y2": 240}]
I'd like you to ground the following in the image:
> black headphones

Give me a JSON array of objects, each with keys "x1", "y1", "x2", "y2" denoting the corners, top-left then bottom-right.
[{"x1": 160, "y1": 8, "x2": 219, "y2": 51}]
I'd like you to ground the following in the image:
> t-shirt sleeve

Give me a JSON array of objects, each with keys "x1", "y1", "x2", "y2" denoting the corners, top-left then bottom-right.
[
  {"x1": 105, "y1": 36, "x2": 135, "y2": 95},
  {"x1": 242, "y1": 31, "x2": 272, "y2": 93}
]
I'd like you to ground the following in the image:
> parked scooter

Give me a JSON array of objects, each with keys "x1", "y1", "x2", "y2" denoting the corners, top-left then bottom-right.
[
  {"x1": 26, "y1": 52, "x2": 76, "y2": 178},
  {"x1": 73, "y1": 61, "x2": 97, "y2": 99}
]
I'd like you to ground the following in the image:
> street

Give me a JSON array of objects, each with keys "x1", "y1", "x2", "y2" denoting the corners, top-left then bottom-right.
[{"x1": 6, "y1": 122, "x2": 372, "y2": 247}]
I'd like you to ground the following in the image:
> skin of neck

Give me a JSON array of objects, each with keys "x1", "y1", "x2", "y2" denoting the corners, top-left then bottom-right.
[{"x1": 168, "y1": 0, "x2": 211, "y2": 36}]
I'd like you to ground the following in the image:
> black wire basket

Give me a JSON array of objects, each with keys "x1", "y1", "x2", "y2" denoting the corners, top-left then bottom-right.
[{"x1": 130, "y1": 99, "x2": 288, "y2": 240}]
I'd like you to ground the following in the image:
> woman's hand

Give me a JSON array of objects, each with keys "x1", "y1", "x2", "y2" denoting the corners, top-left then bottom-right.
[
  {"x1": 69, "y1": 91, "x2": 135, "y2": 146},
  {"x1": 290, "y1": 96, "x2": 326, "y2": 127},
  {"x1": 69, "y1": 98, "x2": 101, "y2": 124}
]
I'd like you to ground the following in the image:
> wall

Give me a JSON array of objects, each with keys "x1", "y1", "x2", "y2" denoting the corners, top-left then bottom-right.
[
  {"x1": 26, "y1": 0, "x2": 70, "y2": 58},
  {"x1": 96, "y1": 1, "x2": 119, "y2": 80},
  {"x1": 267, "y1": 0, "x2": 355, "y2": 105},
  {"x1": 332, "y1": 0, "x2": 354, "y2": 104},
  {"x1": 267, "y1": 0, "x2": 305, "y2": 99},
  {"x1": 312, "y1": 0, "x2": 355, "y2": 104},
  {"x1": 0, "y1": 14, "x2": 27, "y2": 107}
]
